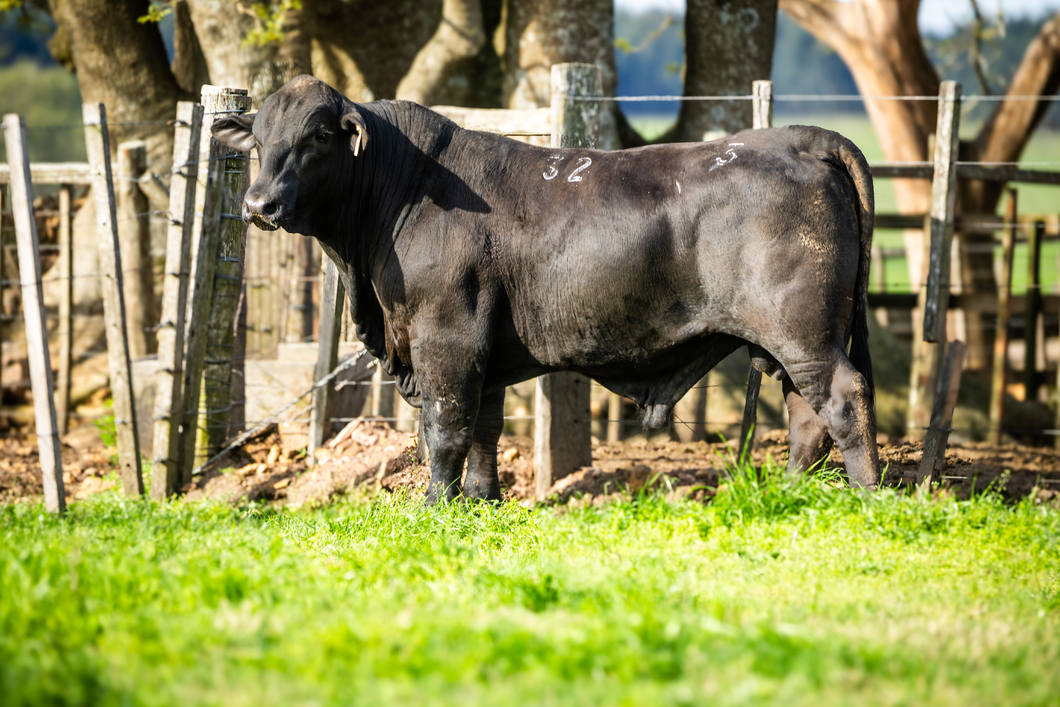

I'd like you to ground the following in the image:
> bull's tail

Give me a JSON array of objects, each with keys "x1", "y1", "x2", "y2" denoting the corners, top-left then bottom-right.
[{"x1": 837, "y1": 138, "x2": 876, "y2": 404}]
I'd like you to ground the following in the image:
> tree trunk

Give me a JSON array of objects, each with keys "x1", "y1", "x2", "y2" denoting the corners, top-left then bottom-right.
[
  {"x1": 671, "y1": 0, "x2": 778, "y2": 141},
  {"x1": 48, "y1": 0, "x2": 182, "y2": 157},
  {"x1": 395, "y1": 0, "x2": 486, "y2": 105},
  {"x1": 184, "y1": 0, "x2": 312, "y2": 103},
  {"x1": 47, "y1": 0, "x2": 182, "y2": 309},
  {"x1": 305, "y1": 0, "x2": 441, "y2": 102},
  {"x1": 502, "y1": 0, "x2": 619, "y2": 148}
]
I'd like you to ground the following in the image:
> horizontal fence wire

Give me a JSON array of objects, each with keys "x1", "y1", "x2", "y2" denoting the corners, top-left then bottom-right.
[{"x1": 5, "y1": 91, "x2": 1060, "y2": 461}]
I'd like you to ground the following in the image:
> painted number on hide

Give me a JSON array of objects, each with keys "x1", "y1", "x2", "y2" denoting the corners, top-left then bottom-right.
[
  {"x1": 709, "y1": 143, "x2": 744, "y2": 172},
  {"x1": 542, "y1": 155, "x2": 593, "y2": 183},
  {"x1": 567, "y1": 157, "x2": 592, "y2": 183},
  {"x1": 543, "y1": 155, "x2": 563, "y2": 180}
]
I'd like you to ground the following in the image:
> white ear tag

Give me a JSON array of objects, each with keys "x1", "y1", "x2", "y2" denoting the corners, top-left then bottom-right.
[{"x1": 353, "y1": 127, "x2": 363, "y2": 157}]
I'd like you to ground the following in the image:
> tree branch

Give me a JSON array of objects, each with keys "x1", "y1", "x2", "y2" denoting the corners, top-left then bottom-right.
[{"x1": 975, "y1": 12, "x2": 1060, "y2": 164}]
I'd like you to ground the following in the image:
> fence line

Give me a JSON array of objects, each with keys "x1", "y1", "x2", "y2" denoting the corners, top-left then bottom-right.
[{"x1": 6, "y1": 75, "x2": 1060, "y2": 507}]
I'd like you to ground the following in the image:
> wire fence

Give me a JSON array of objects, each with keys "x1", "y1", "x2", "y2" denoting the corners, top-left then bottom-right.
[{"x1": 4, "y1": 91, "x2": 1060, "y2": 457}]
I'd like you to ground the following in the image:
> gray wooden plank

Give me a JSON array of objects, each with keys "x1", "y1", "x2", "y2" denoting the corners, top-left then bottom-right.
[
  {"x1": 3, "y1": 113, "x2": 66, "y2": 513},
  {"x1": 152, "y1": 102, "x2": 203, "y2": 498},
  {"x1": 922, "y1": 81, "x2": 962, "y2": 343},
  {"x1": 82, "y1": 102, "x2": 143, "y2": 497}
]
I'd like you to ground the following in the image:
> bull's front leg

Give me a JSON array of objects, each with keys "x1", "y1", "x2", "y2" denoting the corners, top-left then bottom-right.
[{"x1": 415, "y1": 343, "x2": 486, "y2": 504}]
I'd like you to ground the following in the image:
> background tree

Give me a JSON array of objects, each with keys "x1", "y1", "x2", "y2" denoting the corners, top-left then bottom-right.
[{"x1": 779, "y1": 0, "x2": 1060, "y2": 370}]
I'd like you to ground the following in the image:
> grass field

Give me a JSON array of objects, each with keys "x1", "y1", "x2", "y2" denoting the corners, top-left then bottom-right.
[{"x1": 3, "y1": 464, "x2": 1058, "y2": 706}]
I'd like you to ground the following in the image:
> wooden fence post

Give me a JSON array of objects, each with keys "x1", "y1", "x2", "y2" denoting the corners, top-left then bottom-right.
[
  {"x1": 152, "y1": 101, "x2": 203, "y2": 498},
  {"x1": 177, "y1": 139, "x2": 226, "y2": 485},
  {"x1": 194, "y1": 86, "x2": 251, "y2": 466},
  {"x1": 371, "y1": 367, "x2": 395, "y2": 422},
  {"x1": 56, "y1": 184, "x2": 74, "y2": 434},
  {"x1": 1023, "y1": 220, "x2": 1044, "y2": 402},
  {"x1": 4, "y1": 113, "x2": 66, "y2": 513},
  {"x1": 988, "y1": 188, "x2": 1017, "y2": 446},
  {"x1": 916, "y1": 340, "x2": 966, "y2": 487},
  {"x1": 309, "y1": 257, "x2": 344, "y2": 464},
  {"x1": 738, "y1": 79, "x2": 774, "y2": 462},
  {"x1": 922, "y1": 81, "x2": 961, "y2": 343},
  {"x1": 285, "y1": 235, "x2": 315, "y2": 343},
  {"x1": 82, "y1": 103, "x2": 143, "y2": 497},
  {"x1": 751, "y1": 79, "x2": 773, "y2": 130},
  {"x1": 606, "y1": 392, "x2": 623, "y2": 442},
  {"x1": 116, "y1": 140, "x2": 154, "y2": 358},
  {"x1": 534, "y1": 62, "x2": 599, "y2": 500}
]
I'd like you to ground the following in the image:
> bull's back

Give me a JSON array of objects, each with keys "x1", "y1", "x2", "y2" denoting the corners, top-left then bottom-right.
[{"x1": 475, "y1": 127, "x2": 864, "y2": 368}]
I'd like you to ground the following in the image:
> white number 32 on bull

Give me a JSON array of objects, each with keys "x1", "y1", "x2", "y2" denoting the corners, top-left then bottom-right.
[{"x1": 543, "y1": 156, "x2": 592, "y2": 183}]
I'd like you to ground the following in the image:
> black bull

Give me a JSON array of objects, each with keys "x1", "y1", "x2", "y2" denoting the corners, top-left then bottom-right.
[{"x1": 212, "y1": 76, "x2": 880, "y2": 502}]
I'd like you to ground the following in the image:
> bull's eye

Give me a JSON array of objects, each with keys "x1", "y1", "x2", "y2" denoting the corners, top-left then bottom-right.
[{"x1": 315, "y1": 131, "x2": 329, "y2": 143}]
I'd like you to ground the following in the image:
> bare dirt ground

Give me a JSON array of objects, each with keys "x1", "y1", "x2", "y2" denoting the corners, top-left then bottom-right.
[{"x1": 2, "y1": 420, "x2": 1060, "y2": 508}]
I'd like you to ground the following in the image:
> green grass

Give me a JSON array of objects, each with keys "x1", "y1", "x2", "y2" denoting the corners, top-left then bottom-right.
[
  {"x1": 2, "y1": 464, "x2": 1058, "y2": 706},
  {"x1": 0, "y1": 60, "x2": 85, "y2": 164}
]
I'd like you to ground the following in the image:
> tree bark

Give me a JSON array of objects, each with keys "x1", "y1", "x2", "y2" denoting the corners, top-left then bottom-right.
[
  {"x1": 305, "y1": 0, "x2": 441, "y2": 102},
  {"x1": 395, "y1": 0, "x2": 486, "y2": 105},
  {"x1": 184, "y1": 0, "x2": 312, "y2": 104},
  {"x1": 48, "y1": 0, "x2": 182, "y2": 155},
  {"x1": 671, "y1": 0, "x2": 778, "y2": 141},
  {"x1": 502, "y1": 0, "x2": 619, "y2": 148}
]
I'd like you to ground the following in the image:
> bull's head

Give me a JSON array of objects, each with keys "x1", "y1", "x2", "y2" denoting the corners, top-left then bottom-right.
[{"x1": 211, "y1": 75, "x2": 369, "y2": 233}]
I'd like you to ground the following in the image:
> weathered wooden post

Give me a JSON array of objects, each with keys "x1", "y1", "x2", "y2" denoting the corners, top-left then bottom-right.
[
  {"x1": 922, "y1": 81, "x2": 961, "y2": 343},
  {"x1": 56, "y1": 184, "x2": 74, "y2": 434},
  {"x1": 916, "y1": 340, "x2": 966, "y2": 487},
  {"x1": 4, "y1": 113, "x2": 66, "y2": 513},
  {"x1": 738, "y1": 79, "x2": 773, "y2": 462},
  {"x1": 177, "y1": 139, "x2": 227, "y2": 487},
  {"x1": 1023, "y1": 220, "x2": 1044, "y2": 402},
  {"x1": 988, "y1": 188, "x2": 1017, "y2": 446},
  {"x1": 909, "y1": 82, "x2": 961, "y2": 439},
  {"x1": 535, "y1": 62, "x2": 599, "y2": 500},
  {"x1": 116, "y1": 140, "x2": 155, "y2": 358},
  {"x1": 285, "y1": 235, "x2": 315, "y2": 343},
  {"x1": 309, "y1": 257, "x2": 344, "y2": 465},
  {"x1": 152, "y1": 102, "x2": 204, "y2": 498},
  {"x1": 751, "y1": 80, "x2": 773, "y2": 131},
  {"x1": 371, "y1": 367, "x2": 395, "y2": 423},
  {"x1": 83, "y1": 103, "x2": 143, "y2": 497},
  {"x1": 194, "y1": 86, "x2": 252, "y2": 466},
  {"x1": 606, "y1": 393, "x2": 623, "y2": 443}
]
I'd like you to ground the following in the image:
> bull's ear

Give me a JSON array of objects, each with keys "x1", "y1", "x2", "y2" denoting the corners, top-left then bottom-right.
[
  {"x1": 340, "y1": 108, "x2": 369, "y2": 157},
  {"x1": 211, "y1": 113, "x2": 258, "y2": 152}
]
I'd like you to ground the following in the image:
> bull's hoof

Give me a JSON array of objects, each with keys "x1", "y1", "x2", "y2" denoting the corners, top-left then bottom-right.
[
  {"x1": 462, "y1": 475, "x2": 501, "y2": 502},
  {"x1": 425, "y1": 479, "x2": 460, "y2": 505}
]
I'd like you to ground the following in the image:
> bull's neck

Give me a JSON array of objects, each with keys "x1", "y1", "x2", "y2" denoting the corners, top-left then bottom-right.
[
  {"x1": 311, "y1": 101, "x2": 453, "y2": 271},
  {"x1": 305, "y1": 101, "x2": 457, "y2": 376}
]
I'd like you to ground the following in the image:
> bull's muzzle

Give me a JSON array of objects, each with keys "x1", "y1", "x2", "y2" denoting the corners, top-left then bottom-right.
[{"x1": 243, "y1": 192, "x2": 281, "y2": 231}]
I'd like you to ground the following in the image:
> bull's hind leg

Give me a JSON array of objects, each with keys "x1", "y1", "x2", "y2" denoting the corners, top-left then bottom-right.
[
  {"x1": 785, "y1": 354, "x2": 880, "y2": 488},
  {"x1": 463, "y1": 388, "x2": 504, "y2": 501},
  {"x1": 782, "y1": 376, "x2": 834, "y2": 474}
]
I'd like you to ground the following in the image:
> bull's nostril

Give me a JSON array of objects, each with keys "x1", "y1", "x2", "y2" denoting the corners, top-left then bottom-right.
[{"x1": 262, "y1": 201, "x2": 277, "y2": 216}]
